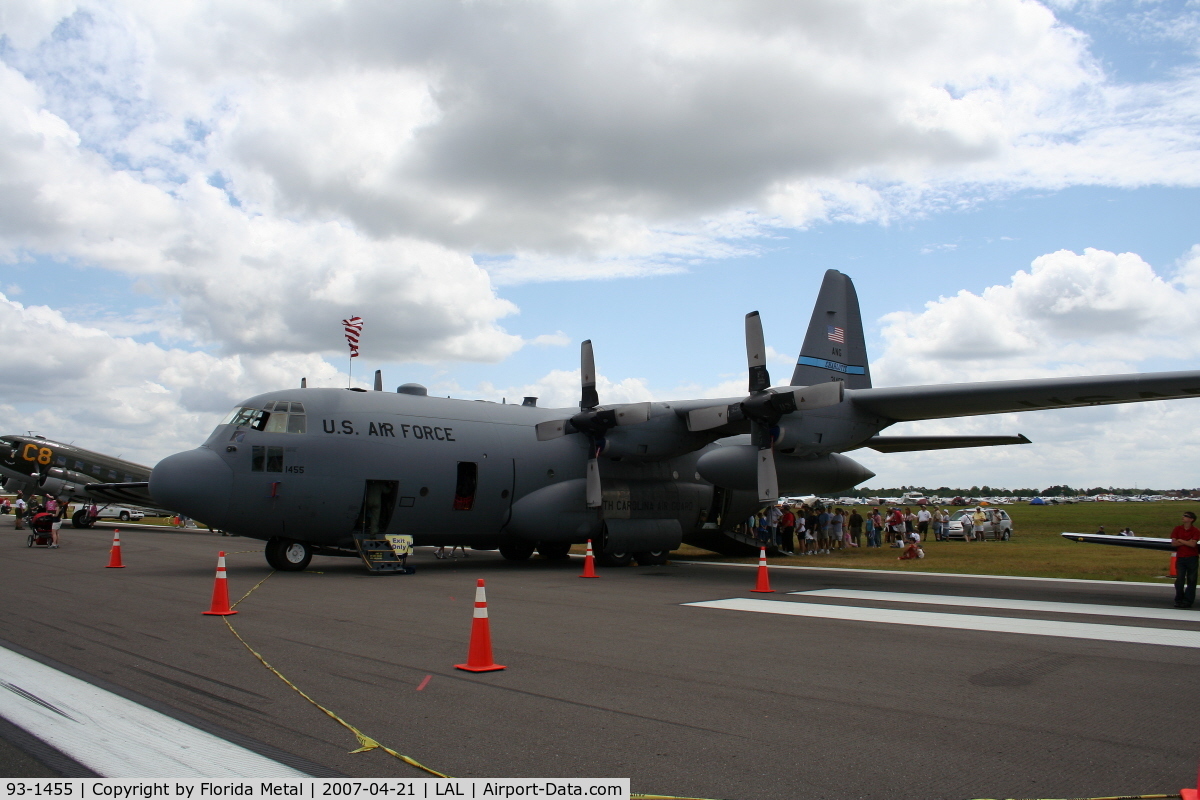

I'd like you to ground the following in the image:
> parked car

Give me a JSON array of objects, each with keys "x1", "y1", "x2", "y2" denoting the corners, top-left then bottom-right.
[
  {"x1": 945, "y1": 508, "x2": 1013, "y2": 541},
  {"x1": 94, "y1": 505, "x2": 144, "y2": 522}
]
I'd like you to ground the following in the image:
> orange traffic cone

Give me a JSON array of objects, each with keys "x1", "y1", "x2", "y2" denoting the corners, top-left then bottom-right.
[
  {"x1": 202, "y1": 551, "x2": 238, "y2": 616},
  {"x1": 751, "y1": 546, "x2": 774, "y2": 593},
  {"x1": 1172, "y1": 554, "x2": 1179, "y2": 577},
  {"x1": 1183, "y1": 756, "x2": 1200, "y2": 800},
  {"x1": 105, "y1": 528, "x2": 125, "y2": 568},
  {"x1": 580, "y1": 539, "x2": 598, "y2": 578},
  {"x1": 455, "y1": 579, "x2": 505, "y2": 672}
]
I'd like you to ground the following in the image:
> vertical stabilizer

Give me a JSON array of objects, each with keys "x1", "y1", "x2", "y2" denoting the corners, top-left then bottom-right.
[{"x1": 789, "y1": 270, "x2": 871, "y2": 390}]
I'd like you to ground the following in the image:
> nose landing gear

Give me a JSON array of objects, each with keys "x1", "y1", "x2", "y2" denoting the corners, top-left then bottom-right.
[{"x1": 265, "y1": 538, "x2": 313, "y2": 571}]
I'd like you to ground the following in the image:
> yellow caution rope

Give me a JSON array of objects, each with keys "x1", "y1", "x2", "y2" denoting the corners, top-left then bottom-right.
[
  {"x1": 222, "y1": 617, "x2": 449, "y2": 777},
  {"x1": 231, "y1": 570, "x2": 274, "y2": 608},
  {"x1": 220, "y1": 567, "x2": 448, "y2": 777}
]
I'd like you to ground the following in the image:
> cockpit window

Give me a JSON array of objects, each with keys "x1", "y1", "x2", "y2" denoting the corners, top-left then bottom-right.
[
  {"x1": 224, "y1": 402, "x2": 306, "y2": 434},
  {"x1": 223, "y1": 407, "x2": 270, "y2": 431}
]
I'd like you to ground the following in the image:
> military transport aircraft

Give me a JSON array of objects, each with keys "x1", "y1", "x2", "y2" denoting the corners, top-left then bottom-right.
[
  {"x1": 138, "y1": 270, "x2": 1200, "y2": 572},
  {"x1": 0, "y1": 434, "x2": 155, "y2": 526}
]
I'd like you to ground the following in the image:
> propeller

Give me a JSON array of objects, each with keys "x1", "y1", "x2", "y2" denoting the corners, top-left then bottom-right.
[
  {"x1": 533, "y1": 340, "x2": 651, "y2": 508},
  {"x1": 687, "y1": 311, "x2": 845, "y2": 502}
]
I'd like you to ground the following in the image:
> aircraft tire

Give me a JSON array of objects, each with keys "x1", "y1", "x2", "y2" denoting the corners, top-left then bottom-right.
[
  {"x1": 265, "y1": 538, "x2": 313, "y2": 571},
  {"x1": 71, "y1": 509, "x2": 91, "y2": 529},
  {"x1": 595, "y1": 550, "x2": 632, "y2": 568},
  {"x1": 499, "y1": 541, "x2": 536, "y2": 561},
  {"x1": 535, "y1": 542, "x2": 571, "y2": 560},
  {"x1": 633, "y1": 550, "x2": 669, "y2": 566}
]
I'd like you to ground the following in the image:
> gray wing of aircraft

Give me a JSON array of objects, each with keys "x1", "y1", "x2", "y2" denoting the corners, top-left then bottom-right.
[
  {"x1": 850, "y1": 372, "x2": 1200, "y2": 421},
  {"x1": 1060, "y1": 532, "x2": 1175, "y2": 552},
  {"x1": 85, "y1": 482, "x2": 155, "y2": 507},
  {"x1": 863, "y1": 434, "x2": 1031, "y2": 453}
]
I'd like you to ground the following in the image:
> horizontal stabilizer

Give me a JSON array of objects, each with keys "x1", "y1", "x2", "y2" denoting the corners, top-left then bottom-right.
[
  {"x1": 1061, "y1": 532, "x2": 1175, "y2": 552},
  {"x1": 864, "y1": 434, "x2": 1031, "y2": 453},
  {"x1": 851, "y1": 371, "x2": 1200, "y2": 422}
]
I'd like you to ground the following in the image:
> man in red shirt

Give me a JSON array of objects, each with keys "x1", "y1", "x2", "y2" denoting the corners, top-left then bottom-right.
[{"x1": 1170, "y1": 511, "x2": 1200, "y2": 608}]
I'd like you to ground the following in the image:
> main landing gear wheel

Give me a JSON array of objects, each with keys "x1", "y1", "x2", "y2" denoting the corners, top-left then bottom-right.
[
  {"x1": 596, "y1": 549, "x2": 632, "y2": 567},
  {"x1": 536, "y1": 542, "x2": 572, "y2": 560},
  {"x1": 71, "y1": 509, "x2": 93, "y2": 529},
  {"x1": 633, "y1": 550, "x2": 669, "y2": 566},
  {"x1": 265, "y1": 538, "x2": 312, "y2": 571},
  {"x1": 499, "y1": 541, "x2": 536, "y2": 561}
]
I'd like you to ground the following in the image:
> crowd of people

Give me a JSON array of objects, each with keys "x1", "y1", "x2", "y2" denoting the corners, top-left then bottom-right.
[
  {"x1": 0, "y1": 495, "x2": 91, "y2": 547},
  {"x1": 738, "y1": 503, "x2": 1007, "y2": 559}
]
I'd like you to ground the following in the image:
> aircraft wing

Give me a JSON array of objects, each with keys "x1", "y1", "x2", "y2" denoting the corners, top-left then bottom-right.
[
  {"x1": 862, "y1": 434, "x2": 1031, "y2": 453},
  {"x1": 849, "y1": 371, "x2": 1200, "y2": 422},
  {"x1": 85, "y1": 482, "x2": 156, "y2": 507},
  {"x1": 1060, "y1": 532, "x2": 1176, "y2": 552}
]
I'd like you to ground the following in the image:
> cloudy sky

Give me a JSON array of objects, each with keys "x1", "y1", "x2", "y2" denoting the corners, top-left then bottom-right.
[{"x1": 1, "y1": 0, "x2": 1198, "y2": 490}]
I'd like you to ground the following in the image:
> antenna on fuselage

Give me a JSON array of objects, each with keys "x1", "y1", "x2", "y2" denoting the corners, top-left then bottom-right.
[
  {"x1": 301, "y1": 377, "x2": 307, "y2": 388},
  {"x1": 373, "y1": 370, "x2": 383, "y2": 391}
]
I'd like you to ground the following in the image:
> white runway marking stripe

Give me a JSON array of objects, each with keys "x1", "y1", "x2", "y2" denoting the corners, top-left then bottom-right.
[
  {"x1": 0, "y1": 645, "x2": 308, "y2": 778},
  {"x1": 793, "y1": 589, "x2": 1200, "y2": 622},
  {"x1": 683, "y1": 598, "x2": 1200, "y2": 649}
]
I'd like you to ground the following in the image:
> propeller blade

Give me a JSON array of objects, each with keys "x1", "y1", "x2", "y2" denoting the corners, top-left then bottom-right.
[
  {"x1": 745, "y1": 311, "x2": 770, "y2": 394},
  {"x1": 535, "y1": 420, "x2": 568, "y2": 441},
  {"x1": 581, "y1": 340, "x2": 599, "y2": 410},
  {"x1": 586, "y1": 458, "x2": 602, "y2": 508},
  {"x1": 615, "y1": 401, "x2": 651, "y2": 426},
  {"x1": 687, "y1": 405, "x2": 731, "y2": 431},
  {"x1": 771, "y1": 380, "x2": 844, "y2": 410},
  {"x1": 756, "y1": 446, "x2": 779, "y2": 503}
]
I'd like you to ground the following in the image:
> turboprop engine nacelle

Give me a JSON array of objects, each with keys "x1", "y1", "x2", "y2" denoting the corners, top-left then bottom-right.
[{"x1": 697, "y1": 446, "x2": 875, "y2": 495}]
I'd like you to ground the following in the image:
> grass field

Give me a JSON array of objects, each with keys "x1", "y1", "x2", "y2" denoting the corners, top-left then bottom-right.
[{"x1": 673, "y1": 501, "x2": 1199, "y2": 583}]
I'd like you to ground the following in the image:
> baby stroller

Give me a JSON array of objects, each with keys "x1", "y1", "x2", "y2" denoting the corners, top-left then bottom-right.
[{"x1": 26, "y1": 512, "x2": 54, "y2": 547}]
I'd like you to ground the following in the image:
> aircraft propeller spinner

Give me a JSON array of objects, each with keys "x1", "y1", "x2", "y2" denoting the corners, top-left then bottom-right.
[
  {"x1": 687, "y1": 311, "x2": 844, "y2": 502},
  {"x1": 533, "y1": 340, "x2": 651, "y2": 508}
]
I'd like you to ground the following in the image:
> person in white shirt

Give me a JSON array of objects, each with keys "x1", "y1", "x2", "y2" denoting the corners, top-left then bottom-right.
[{"x1": 917, "y1": 507, "x2": 932, "y2": 541}]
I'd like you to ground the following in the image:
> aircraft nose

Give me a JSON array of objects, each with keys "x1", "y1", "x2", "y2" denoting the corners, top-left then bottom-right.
[{"x1": 150, "y1": 447, "x2": 233, "y2": 528}]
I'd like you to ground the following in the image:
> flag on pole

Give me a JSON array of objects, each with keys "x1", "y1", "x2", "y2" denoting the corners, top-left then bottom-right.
[{"x1": 342, "y1": 316, "x2": 363, "y2": 357}]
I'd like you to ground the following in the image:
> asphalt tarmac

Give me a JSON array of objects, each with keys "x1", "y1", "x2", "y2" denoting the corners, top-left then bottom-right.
[{"x1": 1, "y1": 516, "x2": 1198, "y2": 800}]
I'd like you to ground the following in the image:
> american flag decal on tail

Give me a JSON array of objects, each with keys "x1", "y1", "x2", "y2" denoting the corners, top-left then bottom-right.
[
  {"x1": 342, "y1": 316, "x2": 363, "y2": 357},
  {"x1": 827, "y1": 325, "x2": 845, "y2": 344}
]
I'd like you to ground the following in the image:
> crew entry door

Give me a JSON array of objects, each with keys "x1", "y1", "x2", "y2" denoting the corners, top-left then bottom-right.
[{"x1": 357, "y1": 480, "x2": 399, "y2": 536}]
